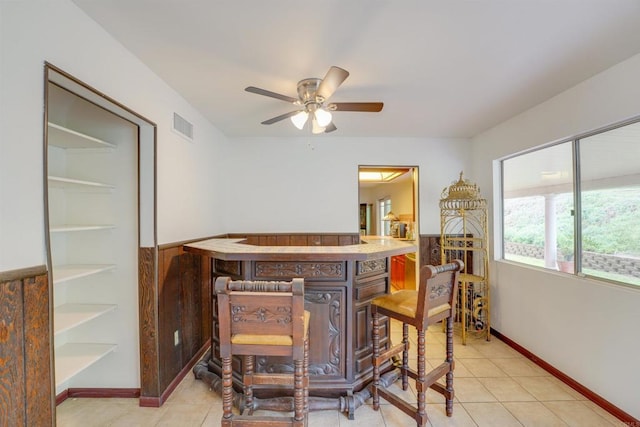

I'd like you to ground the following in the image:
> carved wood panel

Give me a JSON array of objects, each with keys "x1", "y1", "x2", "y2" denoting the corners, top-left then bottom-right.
[
  {"x1": 256, "y1": 288, "x2": 344, "y2": 378},
  {"x1": 253, "y1": 261, "x2": 346, "y2": 281},
  {"x1": 356, "y1": 258, "x2": 387, "y2": 277}
]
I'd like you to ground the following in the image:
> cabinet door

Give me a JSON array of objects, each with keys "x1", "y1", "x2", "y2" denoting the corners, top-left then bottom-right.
[{"x1": 391, "y1": 255, "x2": 405, "y2": 289}]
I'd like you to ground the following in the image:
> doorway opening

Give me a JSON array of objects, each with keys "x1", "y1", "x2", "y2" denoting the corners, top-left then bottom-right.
[
  {"x1": 44, "y1": 64, "x2": 157, "y2": 399},
  {"x1": 358, "y1": 166, "x2": 419, "y2": 291}
]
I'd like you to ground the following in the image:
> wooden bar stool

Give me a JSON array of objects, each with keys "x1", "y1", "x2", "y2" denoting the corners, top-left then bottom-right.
[
  {"x1": 371, "y1": 260, "x2": 463, "y2": 427},
  {"x1": 215, "y1": 277, "x2": 310, "y2": 427}
]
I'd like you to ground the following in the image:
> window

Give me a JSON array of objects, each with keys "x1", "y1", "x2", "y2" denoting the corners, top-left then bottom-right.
[
  {"x1": 578, "y1": 122, "x2": 640, "y2": 284},
  {"x1": 502, "y1": 119, "x2": 640, "y2": 287},
  {"x1": 379, "y1": 197, "x2": 391, "y2": 236}
]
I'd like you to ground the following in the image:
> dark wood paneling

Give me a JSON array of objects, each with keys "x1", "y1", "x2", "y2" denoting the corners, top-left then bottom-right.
[
  {"x1": 289, "y1": 235, "x2": 308, "y2": 246},
  {"x1": 0, "y1": 266, "x2": 53, "y2": 426},
  {"x1": 0, "y1": 279, "x2": 26, "y2": 425},
  {"x1": 159, "y1": 246, "x2": 183, "y2": 392},
  {"x1": 138, "y1": 246, "x2": 159, "y2": 397},
  {"x1": 180, "y1": 251, "x2": 202, "y2": 363},
  {"x1": 419, "y1": 234, "x2": 442, "y2": 269},
  {"x1": 321, "y1": 235, "x2": 339, "y2": 246},
  {"x1": 142, "y1": 243, "x2": 211, "y2": 404},
  {"x1": 276, "y1": 235, "x2": 291, "y2": 246},
  {"x1": 200, "y1": 257, "x2": 212, "y2": 352},
  {"x1": 24, "y1": 273, "x2": 53, "y2": 426},
  {"x1": 308, "y1": 235, "x2": 323, "y2": 246}
]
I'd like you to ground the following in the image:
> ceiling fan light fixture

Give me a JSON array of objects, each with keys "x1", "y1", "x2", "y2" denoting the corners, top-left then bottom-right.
[
  {"x1": 291, "y1": 111, "x2": 309, "y2": 130},
  {"x1": 311, "y1": 118, "x2": 326, "y2": 134},
  {"x1": 314, "y1": 108, "x2": 332, "y2": 127}
]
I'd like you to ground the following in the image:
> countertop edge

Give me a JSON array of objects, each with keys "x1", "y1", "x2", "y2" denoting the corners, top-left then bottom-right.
[{"x1": 183, "y1": 237, "x2": 417, "y2": 261}]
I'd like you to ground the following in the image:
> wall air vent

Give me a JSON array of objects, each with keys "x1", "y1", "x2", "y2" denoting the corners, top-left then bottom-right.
[{"x1": 172, "y1": 112, "x2": 194, "y2": 141}]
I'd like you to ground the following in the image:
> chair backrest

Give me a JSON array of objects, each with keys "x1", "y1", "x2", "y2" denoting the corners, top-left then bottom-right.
[
  {"x1": 416, "y1": 260, "x2": 464, "y2": 327},
  {"x1": 215, "y1": 277, "x2": 306, "y2": 359}
]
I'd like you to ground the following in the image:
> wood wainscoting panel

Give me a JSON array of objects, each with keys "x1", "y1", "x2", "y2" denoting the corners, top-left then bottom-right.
[
  {"x1": 139, "y1": 242, "x2": 211, "y2": 406},
  {"x1": 158, "y1": 245, "x2": 183, "y2": 393},
  {"x1": 138, "y1": 246, "x2": 159, "y2": 399},
  {"x1": 0, "y1": 266, "x2": 53, "y2": 426}
]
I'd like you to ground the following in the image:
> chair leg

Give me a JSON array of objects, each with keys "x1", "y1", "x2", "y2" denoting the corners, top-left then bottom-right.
[
  {"x1": 372, "y1": 308, "x2": 381, "y2": 411},
  {"x1": 221, "y1": 356, "x2": 234, "y2": 424},
  {"x1": 402, "y1": 322, "x2": 409, "y2": 390},
  {"x1": 445, "y1": 316, "x2": 455, "y2": 417},
  {"x1": 304, "y1": 336, "x2": 310, "y2": 424},
  {"x1": 417, "y1": 328, "x2": 427, "y2": 427},
  {"x1": 294, "y1": 357, "x2": 304, "y2": 425},
  {"x1": 244, "y1": 355, "x2": 254, "y2": 415}
]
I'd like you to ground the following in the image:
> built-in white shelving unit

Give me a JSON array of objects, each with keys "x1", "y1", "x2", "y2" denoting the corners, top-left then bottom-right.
[
  {"x1": 46, "y1": 81, "x2": 139, "y2": 395},
  {"x1": 49, "y1": 224, "x2": 116, "y2": 233},
  {"x1": 53, "y1": 264, "x2": 116, "y2": 285},
  {"x1": 48, "y1": 175, "x2": 115, "y2": 190},
  {"x1": 54, "y1": 343, "x2": 118, "y2": 386},
  {"x1": 48, "y1": 122, "x2": 117, "y2": 150},
  {"x1": 54, "y1": 303, "x2": 118, "y2": 335}
]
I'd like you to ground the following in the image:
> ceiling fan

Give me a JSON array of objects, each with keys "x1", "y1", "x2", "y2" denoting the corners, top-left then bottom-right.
[{"x1": 245, "y1": 66, "x2": 383, "y2": 134}]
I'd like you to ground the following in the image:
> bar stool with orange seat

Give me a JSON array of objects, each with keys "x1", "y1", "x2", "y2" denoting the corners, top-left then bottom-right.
[
  {"x1": 215, "y1": 276, "x2": 310, "y2": 427},
  {"x1": 371, "y1": 260, "x2": 463, "y2": 427}
]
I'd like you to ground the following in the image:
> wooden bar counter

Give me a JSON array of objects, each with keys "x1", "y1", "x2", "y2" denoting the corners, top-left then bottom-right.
[{"x1": 184, "y1": 235, "x2": 417, "y2": 418}]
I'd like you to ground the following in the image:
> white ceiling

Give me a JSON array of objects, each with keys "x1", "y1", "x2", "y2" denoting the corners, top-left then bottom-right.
[{"x1": 72, "y1": 0, "x2": 640, "y2": 139}]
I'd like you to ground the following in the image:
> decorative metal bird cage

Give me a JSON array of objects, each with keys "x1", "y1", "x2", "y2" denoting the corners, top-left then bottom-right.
[{"x1": 440, "y1": 172, "x2": 490, "y2": 344}]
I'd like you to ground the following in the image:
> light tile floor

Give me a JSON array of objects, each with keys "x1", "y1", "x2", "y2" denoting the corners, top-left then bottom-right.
[{"x1": 57, "y1": 321, "x2": 625, "y2": 426}]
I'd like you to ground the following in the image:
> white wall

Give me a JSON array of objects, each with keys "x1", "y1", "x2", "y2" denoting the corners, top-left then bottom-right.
[
  {"x1": 0, "y1": 0, "x2": 228, "y2": 272},
  {"x1": 472, "y1": 53, "x2": 640, "y2": 419},
  {"x1": 223, "y1": 137, "x2": 469, "y2": 235}
]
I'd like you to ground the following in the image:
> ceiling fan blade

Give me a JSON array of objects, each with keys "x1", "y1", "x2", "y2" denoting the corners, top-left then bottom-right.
[
  {"x1": 261, "y1": 110, "x2": 302, "y2": 125},
  {"x1": 324, "y1": 122, "x2": 337, "y2": 133},
  {"x1": 316, "y1": 66, "x2": 349, "y2": 101},
  {"x1": 330, "y1": 102, "x2": 384, "y2": 112},
  {"x1": 245, "y1": 86, "x2": 298, "y2": 103}
]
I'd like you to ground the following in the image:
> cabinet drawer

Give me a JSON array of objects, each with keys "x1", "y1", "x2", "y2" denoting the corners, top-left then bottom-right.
[
  {"x1": 355, "y1": 277, "x2": 388, "y2": 301},
  {"x1": 356, "y1": 258, "x2": 387, "y2": 278}
]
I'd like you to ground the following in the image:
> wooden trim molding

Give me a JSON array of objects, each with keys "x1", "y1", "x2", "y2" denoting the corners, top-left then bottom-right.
[
  {"x1": 0, "y1": 265, "x2": 47, "y2": 282},
  {"x1": 491, "y1": 328, "x2": 640, "y2": 425},
  {"x1": 56, "y1": 388, "x2": 140, "y2": 405}
]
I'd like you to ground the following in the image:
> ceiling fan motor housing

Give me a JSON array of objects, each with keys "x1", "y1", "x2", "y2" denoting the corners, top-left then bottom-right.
[{"x1": 297, "y1": 78, "x2": 324, "y2": 105}]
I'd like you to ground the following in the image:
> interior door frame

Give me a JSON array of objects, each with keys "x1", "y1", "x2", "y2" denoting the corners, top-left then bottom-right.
[{"x1": 43, "y1": 63, "x2": 158, "y2": 408}]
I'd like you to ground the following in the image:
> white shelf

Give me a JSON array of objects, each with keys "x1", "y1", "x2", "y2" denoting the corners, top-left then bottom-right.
[
  {"x1": 48, "y1": 122, "x2": 116, "y2": 149},
  {"x1": 48, "y1": 175, "x2": 114, "y2": 190},
  {"x1": 53, "y1": 264, "x2": 116, "y2": 285},
  {"x1": 54, "y1": 343, "x2": 117, "y2": 387},
  {"x1": 50, "y1": 224, "x2": 115, "y2": 233},
  {"x1": 54, "y1": 303, "x2": 117, "y2": 335}
]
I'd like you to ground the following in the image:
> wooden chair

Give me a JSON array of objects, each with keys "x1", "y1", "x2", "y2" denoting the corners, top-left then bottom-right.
[
  {"x1": 215, "y1": 276, "x2": 310, "y2": 427},
  {"x1": 371, "y1": 260, "x2": 463, "y2": 427}
]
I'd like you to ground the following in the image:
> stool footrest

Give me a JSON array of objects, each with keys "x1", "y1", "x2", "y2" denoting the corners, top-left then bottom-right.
[
  {"x1": 225, "y1": 415, "x2": 305, "y2": 427},
  {"x1": 423, "y1": 362, "x2": 451, "y2": 388},
  {"x1": 374, "y1": 386, "x2": 419, "y2": 420},
  {"x1": 250, "y1": 373, "x2": 294, "y2": 386},
  {"x1": 374, "y1": 343, "x2": 406, "y2": 366}
]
